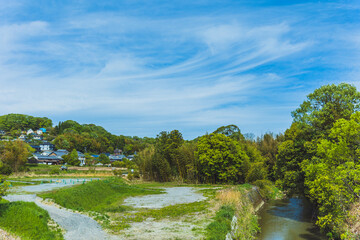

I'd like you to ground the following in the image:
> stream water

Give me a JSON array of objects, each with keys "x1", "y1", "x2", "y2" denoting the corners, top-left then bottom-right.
[{"x1": 257, "y1": 197, "x2": 326, "y2": 240}]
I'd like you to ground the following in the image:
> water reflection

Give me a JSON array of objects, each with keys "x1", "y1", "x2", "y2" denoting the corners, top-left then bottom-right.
[{"x1": 257, "y1": 197, "x2": 326, "y2": 240}]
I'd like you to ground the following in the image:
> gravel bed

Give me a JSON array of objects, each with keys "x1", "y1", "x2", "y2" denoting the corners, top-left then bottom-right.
[
  {"x1": 0, "y1": 229, "x2": 20, "y2": 240},
  {"x1": 123, "y1": 187, "x2": 206, "y2": 208}
]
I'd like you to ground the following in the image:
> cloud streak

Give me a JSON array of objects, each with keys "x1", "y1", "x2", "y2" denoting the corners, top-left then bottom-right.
[{"x1": 0, "y1": 1, "x2": 359, "y2": 139}]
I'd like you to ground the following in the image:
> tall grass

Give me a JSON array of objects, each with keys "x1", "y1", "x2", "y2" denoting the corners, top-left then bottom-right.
[
  {"x1": 39, "y1": 177, "x2": 163, "y2": 212},
  {"x1": 0, "y1": 201, "x2": 63, "y2": 240},
  {"x1": 206, "y1": 186, "x2": 260, "y2": 240}
]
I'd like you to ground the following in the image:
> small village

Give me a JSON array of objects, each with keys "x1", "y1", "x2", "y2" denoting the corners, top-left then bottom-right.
[{"x1": 0, "y1": 128, "x2": 135, "y2": 166}]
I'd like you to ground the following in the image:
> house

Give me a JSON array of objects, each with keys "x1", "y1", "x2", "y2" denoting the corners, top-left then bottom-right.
[
  {"x1": 36, "y1": 130, "x2": 43, "y2": 135},
  {"x1": 27, "y1": 129, "x2": 34, "y2": 135},
  {"x1": 39, "y1": 142, "x2": 55, "y2": 151},
  {"x1": 39, "y1": 128, "x2": 47, "y2": 133},
  {"x1": 33, "y1": 134, "x2": 43, "y2": 140},
  {"x1": 31, "y1": 153, "x2": 62, "y2": 165},
  {"x1": 127, "y1": 155, "x2": 135, "y2": 161},
  {"x1": 77, "y1": 151, "x2": 86, "y2": 166},
  {"x1": 109, "y1": 154, "x2": 126, "y2": 162},
  {"x1": 52, "y1": 149, "x2": 69, "y2": 157},
  {"x1": 18, "y1": 134, "x2": 27, "y2": 141},
  {"x1": 114, "y1": 148, "x2": 122, "y2": 155}
]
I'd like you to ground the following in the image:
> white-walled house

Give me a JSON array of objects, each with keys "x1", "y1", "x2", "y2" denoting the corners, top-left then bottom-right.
[
  {"x1": 39, "y1": 142, "x2": 55, "y2": 151},
  {"x1": 19, "y1": 134, "x2": 26, "y2": 141},
  {"x1": 36, "y1": 129, "x2": 43, "y2": 135},
  {"x1": 27, "y1": 129, "x2": 34, "y2": 135}
]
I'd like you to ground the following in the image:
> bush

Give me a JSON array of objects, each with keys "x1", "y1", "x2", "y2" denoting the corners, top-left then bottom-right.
[
  {"x1": 133, "y1": 170, "x2": 140, "y2": 178},
  {"x1": 0, "y1": 164, "x2": 12, "y2": 175},
  {"x1": 111, "y1": 161, "x2": 125, "y2": 168},
  {"x1": 127, "y1": 173, "x2": 134, "y2": 180},
  {"x1": 113, "y1": 169, "x2": 122, "y2": 177},
  {"x1": 253, "y1": 179, "x2": 280, "y2": 200},
  {"x1": 50, "y1": 169, "x2": 60, "y2": 175}
]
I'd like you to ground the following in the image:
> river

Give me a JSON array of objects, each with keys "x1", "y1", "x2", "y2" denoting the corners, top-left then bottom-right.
[{"x1": 257, "y1": 197, "x2": 327, "y2": 240}]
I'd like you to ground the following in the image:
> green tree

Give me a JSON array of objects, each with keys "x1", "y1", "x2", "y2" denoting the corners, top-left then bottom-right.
[
  {"x1": 63, "y1": 149, "x2": 80, "y2": 166},
  {"x1": 99, "y1": 154, "x2": 110, "y2": 165},
  {"x1": 84, "y1": 153, "x2": 94, "y2": 166},
  {"x1": 301, "y1": 112, "x2": 360, "y2": 237},
  {"x1": 245, "y1": 162, "x2": 267, "y2": 183},
  {"x1": 195, "y1": 133, "x2": 249, "y2": 184},
  {"x1": 257, "y1": 132, "x2": 283, "y2": 180},
  {"x1": 0, "y1": 141, "x2": 30, "y2": 172},
  {"x1": 213, "y1": 124, "x2": 245, "y2": 141},
  {"x1": 292, "y1": 83, "x2": 360, "y2": 136},
  {"x1": 276, "y1": 83, "x2": 360, "y2": 194},
  {"x1": 0, "y1": 160, "x2": 10, "y2": 200}
]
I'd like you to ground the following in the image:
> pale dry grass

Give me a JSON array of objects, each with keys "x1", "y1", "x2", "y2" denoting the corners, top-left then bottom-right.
[
  {"x1": 211, "y1": 187, "x2": 258, "y2": 240},
  {"x1": 215, "y1": 188, "x2": 243, "y2": 209},
  {"x1": 346, "y1": 201, "x2": 360, "y2": 238}
]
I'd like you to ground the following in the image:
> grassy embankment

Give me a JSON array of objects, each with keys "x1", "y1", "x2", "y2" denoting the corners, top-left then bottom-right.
[
  {"x1": 205, "y1": 181, "x2": 283, "y2": 240},
  {"x1": 39, "y1": 177, "x2": 282, "y2": 239},
  {"x1": 39, "y1": 177, "x2": 217, "y2": 235},
  {"x1": 0, "y1": 199, "x2": 64, "y2": 240}
]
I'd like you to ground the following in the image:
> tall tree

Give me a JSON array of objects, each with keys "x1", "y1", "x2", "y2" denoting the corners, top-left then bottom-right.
[
  {"x1": 292, "y1": 83, "x2": 360, "y2": 136},
  {"x1": 195, "y1": 133, "x2": 249, "y2": 184},
  {"x1": 63, "y1": 149, "x2": 80, "y2": 166},
  {"x1": 0, "y1": 141, "x2": 30, "y2": 172}
]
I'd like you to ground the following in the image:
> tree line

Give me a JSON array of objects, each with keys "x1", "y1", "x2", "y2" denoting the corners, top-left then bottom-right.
[
  {"x1": 0, "y1": 83, "x2": 359, "y2": 238},
  {"x1": 134, "y1": 83, "x2": 360, "y2": 239}
]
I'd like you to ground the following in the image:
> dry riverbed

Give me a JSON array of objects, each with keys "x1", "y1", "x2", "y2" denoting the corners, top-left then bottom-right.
[{"x1": 5, "y1": 179, "x2": 214, "y2": 240}]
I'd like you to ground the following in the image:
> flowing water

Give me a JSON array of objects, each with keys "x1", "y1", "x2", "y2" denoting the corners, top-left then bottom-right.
[{"x1": 257, "y1": 197, "x2": 326, "y2": 240}]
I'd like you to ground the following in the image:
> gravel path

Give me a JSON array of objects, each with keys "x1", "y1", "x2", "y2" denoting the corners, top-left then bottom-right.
[
  {"x1": 4, "y1": 194, "x2": 115, "y2": 240},
  {"x1": 5, "y1": 179, "x2": 118, "y2": 240},
  {"x1": 123, "y1": 187, "x2": 206, "y2": 208},
  {"x1": 10, "y1": 179, "x2": 98, "y2": 193},
  {"x1": 0, "y1": 229, "x2": 20, "y2": 240},
  {"x1": 6, "y1": 181, "x2": 209, "y2": 240}
]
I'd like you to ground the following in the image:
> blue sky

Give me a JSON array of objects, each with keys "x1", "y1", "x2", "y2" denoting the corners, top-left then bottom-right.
[{"x1": 0, "y1": 0, "x2": 359, "y2": 139}]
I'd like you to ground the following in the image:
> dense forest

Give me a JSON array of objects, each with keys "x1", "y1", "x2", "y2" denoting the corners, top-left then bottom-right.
[{"x1": 0, "y1": 83, "x2": 359, "y2": 238}]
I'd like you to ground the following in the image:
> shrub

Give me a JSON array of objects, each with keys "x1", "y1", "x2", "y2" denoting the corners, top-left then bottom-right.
[
  {"x1": 0, "y1": 164, "x2": 13, "y2": 175},
  {"x1": 50, "y1": 169, "x2": 60, "y2": 175}
]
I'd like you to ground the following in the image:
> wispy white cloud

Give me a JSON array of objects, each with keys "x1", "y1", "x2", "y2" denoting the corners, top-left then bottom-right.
[{"x1": 0, "y1": 0, "x2": 359, "y2": 138}]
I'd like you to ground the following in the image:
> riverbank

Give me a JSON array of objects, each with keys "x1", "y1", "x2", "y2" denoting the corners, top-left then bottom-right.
[{"x1": 3, "y1": 176, "x2": 292, "y2": 240}]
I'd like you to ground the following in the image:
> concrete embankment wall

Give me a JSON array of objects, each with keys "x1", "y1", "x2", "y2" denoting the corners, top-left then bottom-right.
[{"x1": 225, "y1": 186, "x2": 264, "y2": 240}]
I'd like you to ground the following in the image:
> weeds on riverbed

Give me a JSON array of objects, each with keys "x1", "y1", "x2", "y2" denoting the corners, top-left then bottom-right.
[
  {"x1": 105, "y1": 200, "x2": 210, "y2": 233},
  {"x1": 0, "y1": 200, "x2": 64, "y2": 240}
]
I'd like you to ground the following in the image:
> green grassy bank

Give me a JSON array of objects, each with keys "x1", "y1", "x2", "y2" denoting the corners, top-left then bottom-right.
[
  {"x1": 39, "y1": 177, "x2": 162, "y2": 212},
  {"x1": 0, "y1": 200, "x2": 63, "y2": 240}
]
